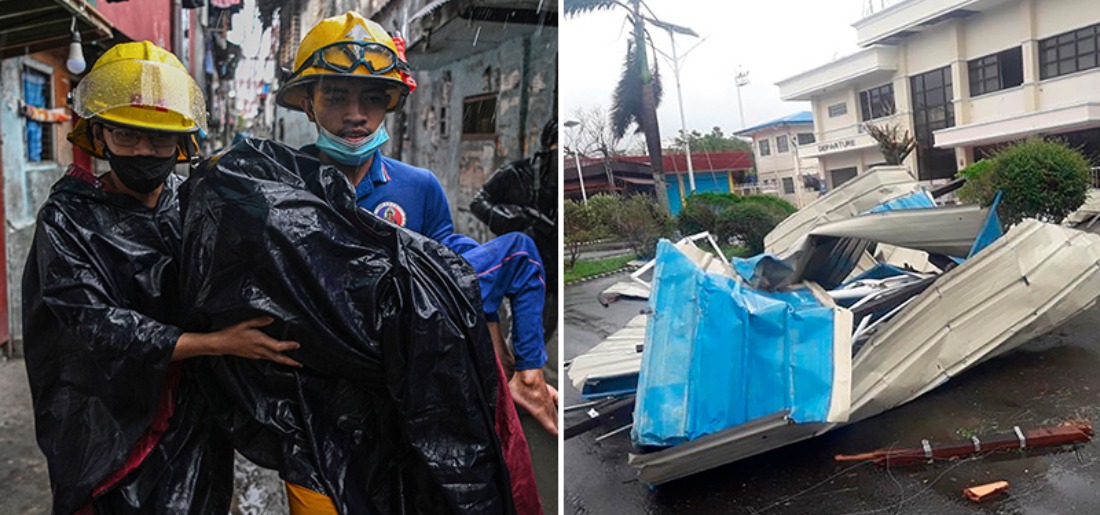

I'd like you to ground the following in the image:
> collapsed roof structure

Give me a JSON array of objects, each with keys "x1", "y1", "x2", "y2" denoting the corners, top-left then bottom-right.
[{"x1": 567, "y1": 166, "x2": 1100, "y2": 486}]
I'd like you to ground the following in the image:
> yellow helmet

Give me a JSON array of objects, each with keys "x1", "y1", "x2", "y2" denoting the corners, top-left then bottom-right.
[
  {"x1": 68, "y1": 41, "x2": 205, "y2": 162},
  {"x1": 276, "y1": 12, "x2": 415, "y2": 112}
]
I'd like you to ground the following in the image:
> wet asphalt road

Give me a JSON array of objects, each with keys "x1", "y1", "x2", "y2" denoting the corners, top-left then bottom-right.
[{"x1": 564, "y1": 273, "x2": 1100, "y2": 515}]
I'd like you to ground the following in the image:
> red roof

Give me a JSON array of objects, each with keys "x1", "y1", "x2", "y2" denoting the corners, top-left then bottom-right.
[{"x1": 566, "y1": 151, "x2": 753, "y2": 174}]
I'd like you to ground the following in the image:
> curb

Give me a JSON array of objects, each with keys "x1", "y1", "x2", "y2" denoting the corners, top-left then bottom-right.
[{"x1": 565, "y1": 266, "x2": 633, "y2": 287}]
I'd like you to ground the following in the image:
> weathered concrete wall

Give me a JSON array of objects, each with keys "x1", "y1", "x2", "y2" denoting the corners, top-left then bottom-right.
[
  {"x1": 1, "y1": 51, "x2": 75, "y2": 353},
  {"x1": 273, "y1": 107, "x2": 319, "y2": 149},
  {"x1": 401, "y1": 28, "x2": 557, "y2": 241}
]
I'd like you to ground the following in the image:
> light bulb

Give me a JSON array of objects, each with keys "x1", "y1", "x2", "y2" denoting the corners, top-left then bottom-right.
[{"x1": 66, "y1": 31, "x2": 86, "y2": 75}]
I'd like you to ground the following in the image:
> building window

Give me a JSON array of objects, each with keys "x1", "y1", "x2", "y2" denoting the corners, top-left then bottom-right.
[
  {"x1": 439, "y1": 106, "x2": 448, "y2": 138},
  {"x1": 827, "y1": 103, "x2": 847, "y2": 118},
  {"x1": 910, "y1": 66, "x2": 956, "y2": 180},
  {"x1": 859, "y1": 83, "x2": 895, "y2": 121},
  {"x1": 23, "y1": 66, "x2": 53, "y2": 162},
  {"x1": 776, "y1": 135, "x2": 789, "y2": 153},
  {"x1": 758, "y1": 139, "x2": 771, "y2": 156},
  {"x1": 968, "y1": 47, "x2": 1024, "y2": 97},
  {"x1": 830, "y1": 167, "x2": 858, "y2": 187},
  {"x1": 461, "y1": 93, "x2": 497, "y2": 137},
  {"x1": 782, "y1": 177, "x2": 795, "y2": 194},
  {"x1": 279, "y1": 15, "x2": 302, "y2": 68},
  {"x1": 796, "y1": 132, "x2": 815, "y2": 145},
  {"x1": 1039, "y1": 23, "x2": 1100, "y2": 80}
]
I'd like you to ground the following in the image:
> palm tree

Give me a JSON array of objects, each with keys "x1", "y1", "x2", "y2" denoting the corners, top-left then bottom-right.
[{"x1": 565, "y1": 0, "x2": 692, "y2": 214}]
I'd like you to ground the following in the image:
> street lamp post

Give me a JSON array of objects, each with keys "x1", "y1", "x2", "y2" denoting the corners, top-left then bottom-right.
[
  {"x1": 653, "y1": 26, "x2": 704, "y2": 194},
  {"x1": 564, "y1": 120, "x2": 589, "y2": 204},
  {"x1": 735, "y1": 68, "x2": 750, "y2": 129}
]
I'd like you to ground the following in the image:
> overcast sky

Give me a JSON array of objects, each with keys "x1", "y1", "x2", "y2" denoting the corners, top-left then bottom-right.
[{"x1": 560, "y1": 0, "x2": 871, "y2": 149}]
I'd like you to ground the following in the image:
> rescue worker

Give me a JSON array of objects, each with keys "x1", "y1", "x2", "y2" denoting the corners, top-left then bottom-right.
[
  {"x1": 275, "y1": 15, "x2": 557, "y2": 439},
  {"x1": 272, "y1": 12, "x2": 550, "y2": 513},
  {"x1": 22, "y1": 41, "x2": 301, "y2": 514},
  {"x1": 471, "y1": 117, "x2": 558, "y2": 337}
]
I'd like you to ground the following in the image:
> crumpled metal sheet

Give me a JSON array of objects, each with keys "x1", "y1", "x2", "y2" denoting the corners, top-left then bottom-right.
[
  {"x1": 850, "y1": 219, "x2": 1100, "y2": 421},
  {"x1": 568, "y1": 314, "x2": 648, "y2": 397},
  {"x1": 632, "y1": 240, "x2": 851, "y2": 447},
  {"x1": 179, "y1": 139, "x2": 515, "y2": 514},
  {"x1": 764, "y1": 166, "x2": 922, "y2": 258}
]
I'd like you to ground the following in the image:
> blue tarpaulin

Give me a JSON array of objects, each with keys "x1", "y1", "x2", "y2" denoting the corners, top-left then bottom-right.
[
  {"x1": 864, "y1": 191, "x2": 936, "y2": 213},
  {"x1": 632, "y1": 240, "x2": 848, "y2": 447}
]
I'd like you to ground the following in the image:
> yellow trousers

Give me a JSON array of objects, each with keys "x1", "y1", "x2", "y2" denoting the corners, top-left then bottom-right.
[{"x1": 285, "y1": 482, "x2": 338, "y2": 515}]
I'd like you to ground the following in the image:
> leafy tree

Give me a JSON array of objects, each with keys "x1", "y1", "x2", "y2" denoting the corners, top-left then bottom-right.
[
  {"x1": 668, "y1": 126, "x2": 752, "y2": 154},
  {"x1": 565, "y1": 0, "x2": 694, "y2": 214},
  {"x1": 956, "y1": 138, "x2": 1092, "y2": 225},
  {"x1": 564, "y1": 200, "x2": 606, "y2": 268},
  {"x1": 610, "y1": 194, "x2": 675, "y2": 258}
]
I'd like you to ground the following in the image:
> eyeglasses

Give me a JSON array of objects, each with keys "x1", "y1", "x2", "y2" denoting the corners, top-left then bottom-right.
[
  {"x1": 288, "y1": 41, "x2": 408, "y2": 83},
  {"x1": 102, "y1": 126, "x2": 180, "y2": 150}
]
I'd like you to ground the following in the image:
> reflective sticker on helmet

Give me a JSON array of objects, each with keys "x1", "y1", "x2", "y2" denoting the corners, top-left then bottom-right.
[
  {"x1": 346, "y1": 24, "x2": 374, "y2": 41},
  {"x1": 374, "y1": 201, "x2": 406, "y2": 226}
]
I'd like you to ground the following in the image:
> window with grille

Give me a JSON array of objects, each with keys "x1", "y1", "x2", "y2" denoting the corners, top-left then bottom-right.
[
  {"x1": 462, "y1": 93, "x2": 497, "y2": 137},
  {"x1": 1039, "y1": 23, "x2": 1100, "y2": 80},
  {"x1": 776, "y1": 135, "x2": 789, "y2": 153},
  {"x1": 782, "y1": 177, "x2": 795, "y2": 194},
  {"x1": 859, "y1": 83, "x2": 896, "y2": 121},
  {"x1": 968, "y1": 47, "x2": 1023, "y2": 97},
  {"x1": 23, "y1": 66, "x2": 53, "y2": 162},
  {"x1": 796, "y1": 132, "x2": 815, "y2": 145},
  {"x1": 758, "y1": 138, "x2": 771, "y2": 156}
]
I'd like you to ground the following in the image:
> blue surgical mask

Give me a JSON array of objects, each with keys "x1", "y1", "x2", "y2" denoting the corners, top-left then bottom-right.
[{"x1": 316, "y1": 123, "x2": 389, "y2": 166}]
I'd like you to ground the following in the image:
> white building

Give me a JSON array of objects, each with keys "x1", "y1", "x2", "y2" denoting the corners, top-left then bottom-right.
[
  {"x1": 734, "y1": 111, "x2": 822, "y2": 208},
  {"x1": 777, "y1": 0, "x2": 1100, "y2": 190}
]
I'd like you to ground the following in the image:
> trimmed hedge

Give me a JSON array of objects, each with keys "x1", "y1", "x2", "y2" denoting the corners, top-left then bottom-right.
[{"x1": 957, "y1": 138, "x2": 1091, "y2": 225}]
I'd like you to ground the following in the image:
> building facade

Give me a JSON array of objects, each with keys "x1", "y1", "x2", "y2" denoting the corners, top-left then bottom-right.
[
  {"x1": 734, "y1": 111, "x2": 822, "y2": 208},
  {"x1": 777, "y1": 0, "x2": 1100, "y2": 190},
  {"x1": 564, "y1": 151, "x2": 755, "y2": 215}
]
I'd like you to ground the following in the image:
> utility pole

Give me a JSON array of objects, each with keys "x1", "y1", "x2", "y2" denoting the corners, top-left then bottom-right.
[{"x1": 735, "y1": 67, "x2": 750, "y2": 129}]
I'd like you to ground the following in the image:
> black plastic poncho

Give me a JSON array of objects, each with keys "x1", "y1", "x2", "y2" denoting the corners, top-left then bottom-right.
[
  {"x1": 178, "y1": 139, "x2": 514, "y2": 514},
  {"x1": 22, "y1": 170, "x2": 232, "y2": 515}
]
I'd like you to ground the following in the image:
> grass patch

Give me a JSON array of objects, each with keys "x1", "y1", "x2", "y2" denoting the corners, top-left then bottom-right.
[
  {"x1": 565, "y1": 254, "x2": 637, "y2": 283},
  {"x1": 721, "y1": 245, "x2": 751, "y2": 260}
]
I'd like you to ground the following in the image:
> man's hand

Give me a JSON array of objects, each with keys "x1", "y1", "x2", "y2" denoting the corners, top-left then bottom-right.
[
  {"x1": 509, "y1": 368, "x2": 558, "y2": 436},
  {"x1": 174, "y1": 316, "x2": 303, "y2": 367}
]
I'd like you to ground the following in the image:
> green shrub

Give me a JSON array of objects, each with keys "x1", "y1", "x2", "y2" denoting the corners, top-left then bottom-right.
[
  {"x1": 611, "y1": 194, "x2": 675, "y2": 258},
  {"x1": 564, "y1": 199, "x2": 604, "y2": 268},
  {"x1": 584, "y1": 194, "x2": 619, "y2": 226},
  {"x1": 956, "y1": 158, "x2": 998, "y2": 206},
  {"x1": 956, "y1": 139, "x2": 1092, "y2": 225},
  {"x1": 741, "y1": 194, "x2": 797, "y2": 217},
  {"x1": 566, "y1": 194, "x2": 673, "y2": 264},
  {"x1": 678, "y1": 193, "x2": 795, "y2": 253}
]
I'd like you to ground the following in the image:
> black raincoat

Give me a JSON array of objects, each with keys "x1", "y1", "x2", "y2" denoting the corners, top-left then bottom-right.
[
  {"x1": 178, "y1": 139, "x2": 515, "y2": 514},
  {"x1": 470, "y1": 149, "x2": 558, "y2": 334},
  {"x1": 22, "y1": 169, "x2": 232, "y2": 515}
]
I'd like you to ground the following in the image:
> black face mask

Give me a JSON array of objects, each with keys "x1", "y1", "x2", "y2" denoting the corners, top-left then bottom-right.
[{"x1": 105, "y1": 150, "x2": 177, "y2": 194}]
